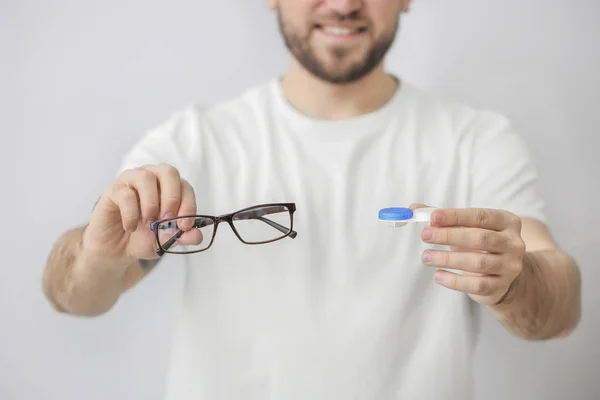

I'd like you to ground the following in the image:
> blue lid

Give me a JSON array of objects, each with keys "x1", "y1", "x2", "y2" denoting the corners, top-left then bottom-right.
[{"x1": 378, "y1": 207, "x2": 413, "y2": 221}]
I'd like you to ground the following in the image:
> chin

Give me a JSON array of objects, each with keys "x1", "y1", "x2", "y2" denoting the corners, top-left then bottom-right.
[
  {"x1": 317, "y1": 54, "x2": 367, "y2": 71},
  {"x1": 322, "y1": 63, "x2": 370, "y2": 81}
]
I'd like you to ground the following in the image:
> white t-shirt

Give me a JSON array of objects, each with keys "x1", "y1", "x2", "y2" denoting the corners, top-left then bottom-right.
[{"x1": 118, "y1": 77, "x2": 546, "y2": 400}]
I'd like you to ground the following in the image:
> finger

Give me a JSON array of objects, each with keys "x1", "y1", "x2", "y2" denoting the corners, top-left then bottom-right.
[
  {"x1": 430, "y1": 208, "x2": 512, "y2": 231},
  {"x1": 448, "y1": 245, "x2": 489, "y2": 254},
  {"x1": 409, "y1": 203, "x2": 433, "y2": 211},
  {"x1": 145, "y1": 164, "x2": 182, "y2": 219},
  {"x1": 177, "y1": 229, "x2": 204, "y2": 246},
  {"x1": 421, "y1": 249, "x2": 502, "y2": 275},
  {"x1": 158, "y1": 228, "x2": 204, "y2": 250},
  {"x1": 177, "y1": 180, "x2": 197, "y2": 229},
  {"x1": 108, "y1": 185, "x2": 141, "y2": 232},
  {"x1": 117, "y1": 168, "x2": 160, "y2": 224},
  {"x1": 434, "y1": 270, "x2": 500, "y2": 296},
  {"x1": 422, "y1": 226, "x2": 509, "y2": 253}
]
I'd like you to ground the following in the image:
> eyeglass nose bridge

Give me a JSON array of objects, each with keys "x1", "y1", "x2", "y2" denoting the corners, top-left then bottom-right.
[{"x1": 214, "y1": 214, "x2": 234, "y2": 224}]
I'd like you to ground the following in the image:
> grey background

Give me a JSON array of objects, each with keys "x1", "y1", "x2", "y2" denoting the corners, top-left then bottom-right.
[{"x1": 2, "y1": 0, "x2": 599, "y2": 399}]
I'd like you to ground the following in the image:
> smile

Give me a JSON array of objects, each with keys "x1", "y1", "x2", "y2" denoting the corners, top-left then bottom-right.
[{"x1": 314, "y1": 24, "x2": 368, "y2": 37}]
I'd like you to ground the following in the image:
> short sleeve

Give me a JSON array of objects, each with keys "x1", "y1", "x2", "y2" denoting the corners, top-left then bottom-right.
[
  {"x1": 468, "y1": 111, "x2": 547, "y2": 223},
  {"x1": 117, "y1": 106, "x2": 202, "y2": 181}
]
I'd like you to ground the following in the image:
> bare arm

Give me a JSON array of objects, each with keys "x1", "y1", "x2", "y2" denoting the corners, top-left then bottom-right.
[
  {"x1": 42, "y1": 225, "x2": 158, "y2": 316},
  {"x1": 42, "y1": 164, "x2": 196, "y2": 317},
  {"x1": 417, "y1": 207, "x2": 582, "y2": 341},
  {"x1": 487, "y1": 218, "x2": 582, "y2": 340}
]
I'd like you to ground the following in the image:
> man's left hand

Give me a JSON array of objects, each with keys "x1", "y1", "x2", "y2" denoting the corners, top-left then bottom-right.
[{"x1": 415, "y1": 205, "x2": 527, "y2": 306}]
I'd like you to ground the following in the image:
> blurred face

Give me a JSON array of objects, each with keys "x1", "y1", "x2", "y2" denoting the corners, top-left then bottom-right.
[{"x1": 270, "y1": 0, "x2": 407, "y2": 84}]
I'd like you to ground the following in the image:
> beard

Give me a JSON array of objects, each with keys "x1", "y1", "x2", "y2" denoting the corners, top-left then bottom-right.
[{"x1": 277, "y1": 10, "x2": 398, "y2": 84}]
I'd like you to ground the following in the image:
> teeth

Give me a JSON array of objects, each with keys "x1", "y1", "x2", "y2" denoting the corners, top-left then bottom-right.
[{"x1": 322, "y1": 26, "x2": 356, "y2": 36}]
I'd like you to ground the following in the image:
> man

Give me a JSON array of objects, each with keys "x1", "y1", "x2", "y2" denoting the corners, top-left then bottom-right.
[{"x1": 42, "y1": 0, "x2": 581, "y2": 399}]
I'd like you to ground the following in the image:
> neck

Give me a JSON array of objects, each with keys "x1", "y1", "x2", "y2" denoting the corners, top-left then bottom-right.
[{"x1": 280, "y1": 58, "x2": 398, "y2": 121}]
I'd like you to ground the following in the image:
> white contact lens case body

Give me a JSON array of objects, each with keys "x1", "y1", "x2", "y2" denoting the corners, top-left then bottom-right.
[{"x1": 378, "y1": 207, "x2": 436, "y2": 227}]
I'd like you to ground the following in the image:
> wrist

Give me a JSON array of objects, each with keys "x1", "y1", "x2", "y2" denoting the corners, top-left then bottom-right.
[
  {"x1": 493, "y1": 253, "x2": 533, "y2": 308},
  {"x1": 80, "y1": 225, "x2": 135, "y2": 272}
]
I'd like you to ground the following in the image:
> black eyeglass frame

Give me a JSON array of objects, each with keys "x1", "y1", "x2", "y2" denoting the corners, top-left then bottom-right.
[{"x1": 149, "y1": 202, "x2": 297, "y2": 256}]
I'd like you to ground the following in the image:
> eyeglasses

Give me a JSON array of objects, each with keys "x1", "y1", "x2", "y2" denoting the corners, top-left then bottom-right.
[{"x1": 149, "y1": 203, "x2": 297, "y2": 256}]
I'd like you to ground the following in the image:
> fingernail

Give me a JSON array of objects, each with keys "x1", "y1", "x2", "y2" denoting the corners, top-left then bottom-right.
[
  {"x1": 146, "y1": 219, "x2": 155, "y2": 227},
  {"x1": 421, "y1": 250, "x2": 433, "y2": 265},
  {"x1": 422, "y1": 228, "x2": 433, "y2": 241},
  {"x1": 163, "y1": 212, "x2": 175, "y2": 220},
  {"x1": 432, "y1": 211, "x2": 444, "y2": 224}
]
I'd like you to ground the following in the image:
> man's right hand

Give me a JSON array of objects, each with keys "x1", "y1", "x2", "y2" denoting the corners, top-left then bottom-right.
[{"x1": 83, "y1": 164, "x2": 198, "y2": 262}]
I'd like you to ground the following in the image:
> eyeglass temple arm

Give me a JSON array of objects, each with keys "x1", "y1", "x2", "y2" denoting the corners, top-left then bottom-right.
[
  {"x1": 255, "y1": 216, "x2": 298, "y2": 238},
  {"x1": 156, "y1": 229, "x2": 185, "y2": 256},
  {"x1": 234, "y1": 209, "x2": 297, "y2": 238}
]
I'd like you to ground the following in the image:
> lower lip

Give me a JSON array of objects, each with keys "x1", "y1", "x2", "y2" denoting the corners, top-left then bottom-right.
[{"x1": 314, "y1": 28, "x2": 366, "y2": 44}]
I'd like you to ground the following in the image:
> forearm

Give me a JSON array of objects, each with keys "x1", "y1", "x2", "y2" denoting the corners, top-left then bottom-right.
[
  {"x1": 42, "y1": 225, "x2": 135, "y2": 316},
  {"x1": 488, "y1": 249, "x2": 581, "y2": 340}
]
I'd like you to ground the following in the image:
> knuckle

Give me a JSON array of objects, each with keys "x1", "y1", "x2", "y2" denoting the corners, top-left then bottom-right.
[
  {"x1": 439, "y1": 228, "x2": 454, "y2": 244},
  {"x1": 126, "y1": 167, "x2": 153, "y2": 186},
  {"x1": 116, "y1": 169, "x2": 134, "y2": 185},
  {"x1": 449, "y1": 210, "x2": 459, "y2": 225},
  {"x1": 160, "y1": 163, "x2": 180, "y2": 178},
  {"x1": 119, "y1": 193, "x2": 138, "y2": 213},
  {"x1": 475, "y1": 256, "x2": 491, "y2": 273},
  {"x1": 442, "y1": 251, "x2": 451, "y2": 267},
  {"x1": 121, "y1": 188, "x2": 136, "y2": 202},
  {"x1": 119, "y1": 167, "x2": 136, "y2": 177},
  {"x1": 137, "y1": 168, "x2": 155, "y2": 182},
  {"x1": 496, "y1": 234, "x2": 510, "y2": 252},
  {"x1": 112, "y1": 184, "x2": 131, "y2": 200},
  {"x1": 493, "y1": 233, "x2": 505, "y2": 250},
  {"x1": 475, "y1": 232, "x2": 489, "y2": 248},
  {"x1": 496, "y1": 232, "x2": 511, "y2": 251},
  {"x1": 471, "y1": 279, "x2": 487, "y2": 295},
  {"x1": 510, "y1": 213, "x2": 522, "y2": 229},
  {"x1": 510, "y1": 258, "x2": 523, "y2": 274},
  {"x1": 513, "y1": 238, "x2": 526, "y2": 254},
  {"x1": 108, "y1": 183, "x2": 123, "y2": 197},
  {"x1": 164, "y1": 189, "x2": 182, "y2": 202},
  {"x1": 475, "y1": 209, "x2": 488, "y2": 226},
  {"x1": 447, "y1": 273, "x2": 458, "y2": 289}
]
